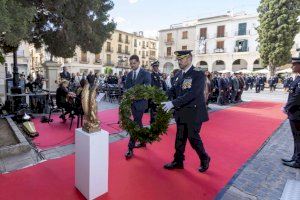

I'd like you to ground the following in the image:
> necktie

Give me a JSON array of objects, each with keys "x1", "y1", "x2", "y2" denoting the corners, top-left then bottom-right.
[{"x1": 133, "y1": 71, "x2": 136, "y2": 82}]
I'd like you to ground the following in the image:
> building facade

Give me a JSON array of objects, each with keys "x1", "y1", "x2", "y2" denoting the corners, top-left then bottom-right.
[
  {"x1": 159, "y1": 12, "x2": 300, "y2": 74},
  {"x1": 3, "y1": 30, "x2": 158, "y2": 76},
  {"x1": 63, "y1": 30, "x2": 158, "y2": 75}
]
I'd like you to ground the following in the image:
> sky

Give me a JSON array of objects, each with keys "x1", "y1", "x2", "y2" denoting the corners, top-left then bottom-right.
[{"x1": 109, "y1": 0, "x2": 261, "y2": 38}]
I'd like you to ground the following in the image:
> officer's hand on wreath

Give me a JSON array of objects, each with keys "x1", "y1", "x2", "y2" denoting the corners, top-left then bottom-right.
[{"x1": 161, "y1": 101, "x2": 174, "y2": 112}]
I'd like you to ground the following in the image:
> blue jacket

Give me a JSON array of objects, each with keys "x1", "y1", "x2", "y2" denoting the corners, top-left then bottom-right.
[{"x1": 285, "y1": 76, "x2": 300, "y2": 121}]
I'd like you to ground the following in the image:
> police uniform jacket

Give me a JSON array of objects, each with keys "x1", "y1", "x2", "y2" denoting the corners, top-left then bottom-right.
[
  {"x1": 285, "y1": 76, "x2": 300, "y2": 121},
  {"x1": 167, "y1": 66, "x2": 209, "y2": 124}
]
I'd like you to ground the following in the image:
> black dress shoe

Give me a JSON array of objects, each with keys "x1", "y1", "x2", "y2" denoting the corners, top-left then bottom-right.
[
  {"x1": 283, "y1": 161, "x2": 300, "y2": 168},
  {"x1": 163, "y1": 161, "x2": 184, "y2": 170},
  {"x1": 281, "y1": 158, "x2": 294, "y2": 162},
  {"x1": 199, "y1": 156, "x2": 211, "y2": 173},
  {"x1": 125, "y1": 149, "x2": 133, "y2": 159},
  {"x1": 135, "y1": 142, "x2": 146, "y2": 148}
]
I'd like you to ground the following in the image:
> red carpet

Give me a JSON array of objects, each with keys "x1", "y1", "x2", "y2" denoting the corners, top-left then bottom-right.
[
  {"x1": 32, "y1": 108, "x2": 150, "y2": 149},
  {"x1": 0, "y1": 102, "x2": 286, "y2": 200}
]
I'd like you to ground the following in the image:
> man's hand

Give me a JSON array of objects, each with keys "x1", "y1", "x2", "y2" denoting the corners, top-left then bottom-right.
[
  {"x1": 161, "y1": 101, "x2": 174, "y2": 112},
  {"x1": 281, "y1": 106, "x2": 287, "y2": 114}
]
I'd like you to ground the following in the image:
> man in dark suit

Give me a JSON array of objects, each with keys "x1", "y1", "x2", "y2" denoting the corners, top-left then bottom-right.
[
  {"x1": 124, "y1": 55, "x2": 151, "y2": 159},
  {"x1": 60, "y1": 66, "x2": 71, "y2": 81},
  {"x1": 150, "y1": 60, "x2": 167, "y2": 123},
  {"x1": 217, "y1": 73, "x2": 227, "y2": 105},
  {"x1": 282, "y1": 57, "x2": 300, "y2": 168},
  {"x1": 162, "y1": 50, "x2": 210, "y2": 173}
]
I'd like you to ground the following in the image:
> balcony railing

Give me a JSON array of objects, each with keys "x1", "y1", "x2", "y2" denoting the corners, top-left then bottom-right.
[
  {"x1": 118, "y1": 38, "x2": 123, "y2": 43},
  {"x1": 80, "y1": 59, "x2": 90, "y2": 64},
  {"x1": 142, "y1": 45, "x2": 146, "y2": 49},
  {"x1": 214, "y1": 48, "x2": 226, "y2": 53},
  {"x1": 117, "y1": 50, "x2": 126, "y2": 54},
  {"x1": 125, "y1": 40, "x2": 130, "y2": 44},
  {"x1": 234, "y1": 46, "x2": 249, "y2": 52},
  {"x1": 164, "y1": 54, "x2": 173, "y2": 59},
  {"x1": 214, "y1": 32, "x2": 228, "y2": 38},
  {"x1": 234, "y1": 30, "x2": 251, "y2": 36},
  {"x1": 198, "y1": 35, "x2": 207, "y2": 40},
  {"x1": 105, "y1": 62, "x2": 114, "y2": 66},
  {"x1": 164, "y1": 38, "x2": 174, "y2": 45},
  {"x1": 94, "y1": 59, "x2": 102, "y2": 64},
  {"x1": 106, "y1": 47, "x2": 113, "y2": 52},
  {"x1": 125, "y1": 51, "x2": 131, "y2": 55}
]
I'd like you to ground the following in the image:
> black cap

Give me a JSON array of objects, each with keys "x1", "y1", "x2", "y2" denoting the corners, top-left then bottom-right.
[
  {"x1": 174, "y1": 50, "x2": 193, "y2": 59},
  {"x1": 291, "y1": 57, "x2": 300, "y2": 64},
  {"x1": 151, "y1": 60, "x2": 159, "y2": 67}
]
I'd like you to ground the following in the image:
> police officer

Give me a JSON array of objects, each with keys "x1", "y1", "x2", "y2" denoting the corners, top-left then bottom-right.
[
  {"x1": 150, "y1": 60, "x2": 167, "y2": 123},
  {"x1": 282, "y1": 57, "x2": 300, "y2": 168},
  {"x1": 161, "y1": 50, "x2": 210, "y2": 173}
]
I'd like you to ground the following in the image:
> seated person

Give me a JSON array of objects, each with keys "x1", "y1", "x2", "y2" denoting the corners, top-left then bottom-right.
[{"x1": 56, "y1": 80, "x2": 74, "y2": 122}]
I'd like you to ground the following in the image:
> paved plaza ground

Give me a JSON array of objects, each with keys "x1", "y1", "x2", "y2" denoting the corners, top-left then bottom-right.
[{"x1": 0, "y1": 89, "x2": 295, "y2": 200}]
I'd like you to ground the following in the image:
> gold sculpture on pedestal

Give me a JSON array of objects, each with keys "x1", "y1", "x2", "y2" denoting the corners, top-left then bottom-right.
[{"x1": 81, "y1": 84, "x2": 100, "y2": 133}]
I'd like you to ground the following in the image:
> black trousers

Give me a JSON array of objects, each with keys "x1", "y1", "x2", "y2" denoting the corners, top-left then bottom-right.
[
  {"x1": 290, "y1": 120, "x2": 300, "y2": 163},
  {"x1": 128, "y1": 107, "x2": 144, "y2": 150},
  {"x1": 174, "y1": 122, "x2": 208, "y2": 163}
]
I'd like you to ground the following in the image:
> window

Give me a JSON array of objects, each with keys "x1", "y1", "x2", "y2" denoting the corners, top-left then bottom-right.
[
  {"x1": 81, "y1": 51, "x2": 87, "y2": 62},
  {"x1": 167, "y1": 47, "x2": 172, "y2": 56},
  {"x1": 217, "y1": 41, "x2": 224, "y2": 49},
  {"x1": 167, "y1": 33, "x2": 173, "y2": 42},
  {"x1": 134, "y1": 39, "x2": 137, "y2": 47},
  {"x1": 134, "y1": 49, "x2": 137, "y2": 54},
  {"x1": 182, "y1": 31, "x2": 188, "y2": 39},
  {"x1": 118, "y1": 44, "x2": 122, "y2": 53},
  {"x1": 217, "y1": 25, "x2": 225, "y2": 37},
  {"x1": 107, "y1": 42, "x2": 111, "y2": 51},
  {"x1": 182, "y1": 46, "x2": 187, "y2": 50},
  {"x1": 200, "y1": 28, "x2": 207, "y2": 39},
  {"x1": 106, "y1": 54, "x2": 111, "y2": 63},
  {"x1": 139, "y1": 51, "x2": 141, "y2": 55},
  {"x1": 118, "y1": 34, "x2": 122, "y2": 42},
  {"x1": 126, "y1": 35, "x2": 129, "y2": 43},
  {"x1": 142, "y1": 41, "x2": 145, "y2": 48},
  {"x1": 235, "y1": 40, "x2": 248, "y2": 52},
  {"x1": 238, "y1": 23, "x2": 247, "y2": 35},
  {"x1": 125, "y1": 46, "x2": 129, "y2": 54},
  {"x1": 146, "y1": 51, "x2": 148, "y2": 56},
  {"x1": 95, "y1": 53, "x2": 101, "y2": 63}
]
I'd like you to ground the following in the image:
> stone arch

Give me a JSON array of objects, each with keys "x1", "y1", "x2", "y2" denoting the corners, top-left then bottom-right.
[
  {"x1": 196, "y1": 61, "x2": 208, "y2": 70},
  {"x1": 232, "y1": 59, "x2": 248, "y2": 72},
  {"x1": 163, "y1": 62, "x2": 174, "y2": 74},
  {"x1": 212, "y1": 60, "x2": 225, "y2": 72},
  {"x1": 253, "y1": 59, "x2": 262, "y2": 69}
]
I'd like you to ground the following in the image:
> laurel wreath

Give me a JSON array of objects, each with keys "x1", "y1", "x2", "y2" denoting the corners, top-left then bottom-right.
[{"x1": 119, "y1": 85, "x2": 172, "y2": 143}]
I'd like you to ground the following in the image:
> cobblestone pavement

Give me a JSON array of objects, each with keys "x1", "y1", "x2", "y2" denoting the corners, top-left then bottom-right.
[{"x1": 217, "y1": 120, "x2": 300, "y2": 200}]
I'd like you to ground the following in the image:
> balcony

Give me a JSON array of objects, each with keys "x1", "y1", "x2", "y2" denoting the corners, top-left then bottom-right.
[
  {"x1": 234, "y1": 30, "x2": 251, "y2": 36},
  {"x1": 214, "y1": 32, "x2": 228, "y2": 38},
  {"x1": 142, "y1": 45, "x2": 146, "y2": 49},
  {"x1": 234, "y1": 46, "x2": 249, "y2": 52},
  {"x1": 125, "y1": 40, "x2": 130, "y2": 44},
  {"x1": 117, "y1": 50, "x2": 126, "y2": 54},
  {"x1": 214, "y1": 48, "x2": 226, "y2": 53},
  {"x1": 105, "y1": 62, "x2": 114, "y2": 66},
  {"x1": 106, "y1": 47, "x2": 113, "y2": 53},
  {"x1": 198, "y1": 35, "x2": 207, "y2": 40},
  {"x1": 164, "y1": 38, "x2": 174, "y2": 45},
  {"x1": 164, "y1": 54, "x2": 173, "y2": 59},
  {"x1": 118, "y1": 38, "x2": 123, "y2": 43},
  {"x1": 125, "y1": 51, "x2": 131, "y2": 55},
  {"x1": 94, "y1": 59, "x2": 102, "y2": 65},
  {"x1": 142, "y1": 55, "x2": 146, "y2": 58},
  {"x1": 80, "y1": 59, "x2": 90, "y2": 64}
]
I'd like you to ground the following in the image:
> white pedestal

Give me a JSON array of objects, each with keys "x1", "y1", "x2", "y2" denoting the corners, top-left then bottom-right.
[
  {"x1": 75, "y1": 128, "x2": 109, "y2": 200},
  {"x1": 43, "y1": 61, "x2": 61, "y2": 92}
]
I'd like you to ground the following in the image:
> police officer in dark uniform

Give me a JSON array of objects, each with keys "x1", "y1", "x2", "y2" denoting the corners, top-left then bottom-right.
[
  {"x1": 282, "y1": 57, "x2": 300, "y2": 168},
  {"x1": 150, "y1": 60, "x2": 167, "y2": 123},
  {"x1": 161, "y1": 50, "x2": 210, "y2": 173}
]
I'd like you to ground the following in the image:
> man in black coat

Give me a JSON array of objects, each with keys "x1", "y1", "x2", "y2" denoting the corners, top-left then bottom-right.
[
  {"x1": 150, "y1": 60, "x2": 167, "y2": 123},
  {"x1": 282, "y1": 57, "x2": 300, "y2": 168},
  {"x1": 60, "y1": 66, "x2": 71, "y2": 81},
  {"x1": 124, "y1": 55, "x2": 151, "y2": 159},
  {"x1": 162, "y1": 50, "x2": 210, "y2": 173}
]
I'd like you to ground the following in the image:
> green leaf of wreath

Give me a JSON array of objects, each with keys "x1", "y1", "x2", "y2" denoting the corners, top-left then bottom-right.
[{"x1": 119, "y1": 85, "x2": 172, "y2": 143}]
